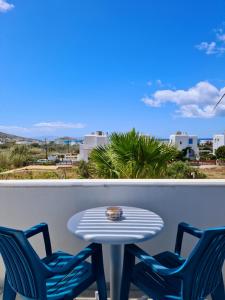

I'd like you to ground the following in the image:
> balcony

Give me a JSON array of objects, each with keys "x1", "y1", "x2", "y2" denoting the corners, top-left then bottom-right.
[{"x1": 0, "y1": 179, "x2": 225, "y2": 299}]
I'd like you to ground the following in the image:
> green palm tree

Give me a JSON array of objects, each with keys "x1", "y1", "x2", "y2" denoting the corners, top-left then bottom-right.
[{"x1": 89, "y1": 129, "x2": 176, "y2": 179}]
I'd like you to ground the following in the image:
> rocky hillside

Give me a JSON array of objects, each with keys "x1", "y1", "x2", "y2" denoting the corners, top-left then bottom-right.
[{"x1": 0, "y1": 132, "x2": 37, "y2": 142}]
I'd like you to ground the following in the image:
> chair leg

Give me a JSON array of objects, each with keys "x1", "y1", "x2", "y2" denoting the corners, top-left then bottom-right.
[
  {"x1": 211, "y1": 276, "x2": 225, "y2": 300},
  {"x1": 3, "y1": 276, "x2": 16, "y2": 300},
  {"x1": 120, "y1": 245, "x2": 135, "y2": 300},
  {"x1": 96, "y1": 268, "x2": 108, "y2": 300},
  {"x1": 92, "y1": 245, "x2": 107, "y2": 300}
]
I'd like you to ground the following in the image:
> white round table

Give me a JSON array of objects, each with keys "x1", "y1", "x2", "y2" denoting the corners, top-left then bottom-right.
[{"x1": 67, "y1": 206, "x2": 164, "y2": 300}]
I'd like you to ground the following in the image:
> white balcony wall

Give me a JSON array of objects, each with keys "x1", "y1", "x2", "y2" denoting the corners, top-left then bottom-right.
[{"x1": 0, "y1": 179, "x2": 225, "y2": 286}]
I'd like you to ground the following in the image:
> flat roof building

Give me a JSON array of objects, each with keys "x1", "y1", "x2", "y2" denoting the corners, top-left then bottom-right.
[
  {"x1": 78, "y1": 131, "x2": 109, "y2": 162},
  {"x1": 213, "y1": 133, "x2": 225, "y2": 154},
  {"x1": 169, "y1": 132, "x2": 199, "y2": 159}
]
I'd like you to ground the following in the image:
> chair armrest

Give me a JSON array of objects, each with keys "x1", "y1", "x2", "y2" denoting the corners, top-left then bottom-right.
[
  {"x1": 24, "y1": 223, "x2": 52, "y2": 257},
  {"x1": 126, "y1": 244, "x2": 180, "y2": 277},
  {"x1": 47, "y1": 243, "x2": 101, "y2": 275},
  {"x1": 175, "y1": 222, "x2": 203, "y2": 255}
]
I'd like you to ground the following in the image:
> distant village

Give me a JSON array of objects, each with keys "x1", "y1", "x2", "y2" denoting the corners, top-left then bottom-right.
[{"x1": 0, "y1": 130, "x2": 224, "y2": 166}]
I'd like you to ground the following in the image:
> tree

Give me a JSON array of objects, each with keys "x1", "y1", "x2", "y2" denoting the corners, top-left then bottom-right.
[
  {"x1": 89, "y1": 129, "x2": 176, "y2": 179},
  {"x1": 215, "y1": 146, "x2": 225, "y2": 159}
]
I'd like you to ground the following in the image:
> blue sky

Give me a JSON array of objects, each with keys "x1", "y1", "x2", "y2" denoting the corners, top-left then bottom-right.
[{"x1": 0, "y1": 0, "x2": 225, "y2": 138}]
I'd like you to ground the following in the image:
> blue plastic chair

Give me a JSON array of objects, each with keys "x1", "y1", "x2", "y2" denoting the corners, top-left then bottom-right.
[
  {"x1": 0, "y1": 223, "x2": 107, "y2": 300},
  {"x1": 120, "y1": 222, "x2": 225, "y2": 300}
]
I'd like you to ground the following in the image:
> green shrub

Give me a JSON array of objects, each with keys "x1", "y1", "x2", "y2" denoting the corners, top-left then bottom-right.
[
  {"x1": 199, "y1": 153, "x2": 216, "y2": 161},
  {"x1": 166, "y1": 161, "x2": 206, "y2": 179},
  {"x1": 10, "y1": 145, "x2": 32, "y2": 168},
  {"x1": 77, "y1": 160, "x2": 91, "y2": 178},
  {"x1": 0, "y1": 152, "x2": 11, "y2": 171},
  {"x1": 215, "y1": 146, "x2": 225, "y2": 159},
  {"x1": 10, "y1": 154, "x2": 30, "y2": 168}
]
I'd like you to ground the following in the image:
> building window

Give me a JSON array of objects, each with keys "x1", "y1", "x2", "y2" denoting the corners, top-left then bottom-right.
[
  {"x1": 189, "y1": 138, "x2": 193, "y2": 144},
  {"x1": 180, "y1": 141, "x2": 182, "y2": 145}
]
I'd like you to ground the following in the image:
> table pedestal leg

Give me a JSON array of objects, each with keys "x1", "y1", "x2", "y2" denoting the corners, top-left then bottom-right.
[{"x1": 109, "y1": 244, "x2": 123, "y2": 300}]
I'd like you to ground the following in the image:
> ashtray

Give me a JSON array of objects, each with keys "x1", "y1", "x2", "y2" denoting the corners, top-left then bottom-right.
[{"x1": 106, "y1": 206, "x2": 123, "y2": 221}]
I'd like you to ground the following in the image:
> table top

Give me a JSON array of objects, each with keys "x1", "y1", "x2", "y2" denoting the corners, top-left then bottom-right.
[{"x1": 67, "y1": 206, "x2": 164, "y2": 245}]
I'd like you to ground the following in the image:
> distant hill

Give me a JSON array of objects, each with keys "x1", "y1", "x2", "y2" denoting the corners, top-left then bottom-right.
[{"x1": 0, "y1": 132, "x2": 38, "y2": 142}]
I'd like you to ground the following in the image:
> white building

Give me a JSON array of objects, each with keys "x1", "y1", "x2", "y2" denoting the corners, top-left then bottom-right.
[
  {"x1": 15, "y1": 140, "x2": 35, "y2": 145},
  {"x1": 213, "y1": 133, "x2": 225, "y2": 154},
  {"x1": 169, "y1": 132, "x2": 199, "y2": 159},
  {"x1": 48, "y1": 155, "x2": 59, "y2": 162},
  {"x1": 63, "y1": 154, "x2": 78, "y2": 164},
  {"x1": 78, "y1": 131, "x2": 109, "y2": 162}
]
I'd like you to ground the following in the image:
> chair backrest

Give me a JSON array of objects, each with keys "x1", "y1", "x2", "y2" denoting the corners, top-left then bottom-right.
[
  {"x1": 0, "y1": 226, "x2": 47, "y2": 299},
  {"x1": 182, "y1": 227, "x2": 225, "y2": 300}
]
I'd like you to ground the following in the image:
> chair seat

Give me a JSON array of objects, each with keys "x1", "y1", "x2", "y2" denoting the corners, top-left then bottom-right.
[
  {"x1": 43, "y1": 251, "x2": 95, "y2": 300},
  {"x1": 154, "y1": 251, "x2": 185, "y2": 268},
  {"x1": 132, "y1": 251, "x2": 185, "y2": 300}
]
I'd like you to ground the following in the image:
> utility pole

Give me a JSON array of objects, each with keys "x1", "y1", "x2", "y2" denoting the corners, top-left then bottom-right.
[
  {"x1": 67, "y1": 140, "x2": 70, "y2": 153},
  {"x1": 44, "y1": 138, "x2": 48, "y2": 159}
]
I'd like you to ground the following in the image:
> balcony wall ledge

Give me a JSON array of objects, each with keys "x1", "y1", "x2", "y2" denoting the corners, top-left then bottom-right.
[{"x1": 0, "y1": 178, "x2": 225, "y2": 188}]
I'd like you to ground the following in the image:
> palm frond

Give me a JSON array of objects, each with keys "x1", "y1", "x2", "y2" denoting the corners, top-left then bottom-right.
[{"x1": 89, "y1": 129, "x2": 177, "y2": 179}]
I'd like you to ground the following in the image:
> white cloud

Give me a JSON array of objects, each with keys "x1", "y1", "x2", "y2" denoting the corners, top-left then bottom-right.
[
  {"x1": 146, "y1": 79, "x2": 175, "y2": 89},
  {"x1": 34, "y1": 122, "x2": 85, "y2": 130},
  {"x1": 0, "y1": 0, "x2": 14, "y2": 12},
  {"x1": 196, "y1": 42, "x2": 218, "y2": 55},
  {"x1": 0, "y1": 121, "x2": 86, "y2": 136},
  {"x1": 216, "y1": 28, "x2": 225, "y2": 42},
  {"x1": 0, "y1": 125, "x2": 29, "y2": 133},
  {"x1": 196, "y1": 26, "x2": 225, "y2": 56},
  {"x1": 196, "y1": 42, "x2": 225, "y2": 55},
  {"x1": 142, "y1": 81, "x2": 225, "y2": 118}
]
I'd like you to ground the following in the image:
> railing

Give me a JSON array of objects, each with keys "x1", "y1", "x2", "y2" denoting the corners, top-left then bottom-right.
[{"x1": 0, "y1": 179, "x2": 225, "y2": 286}]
